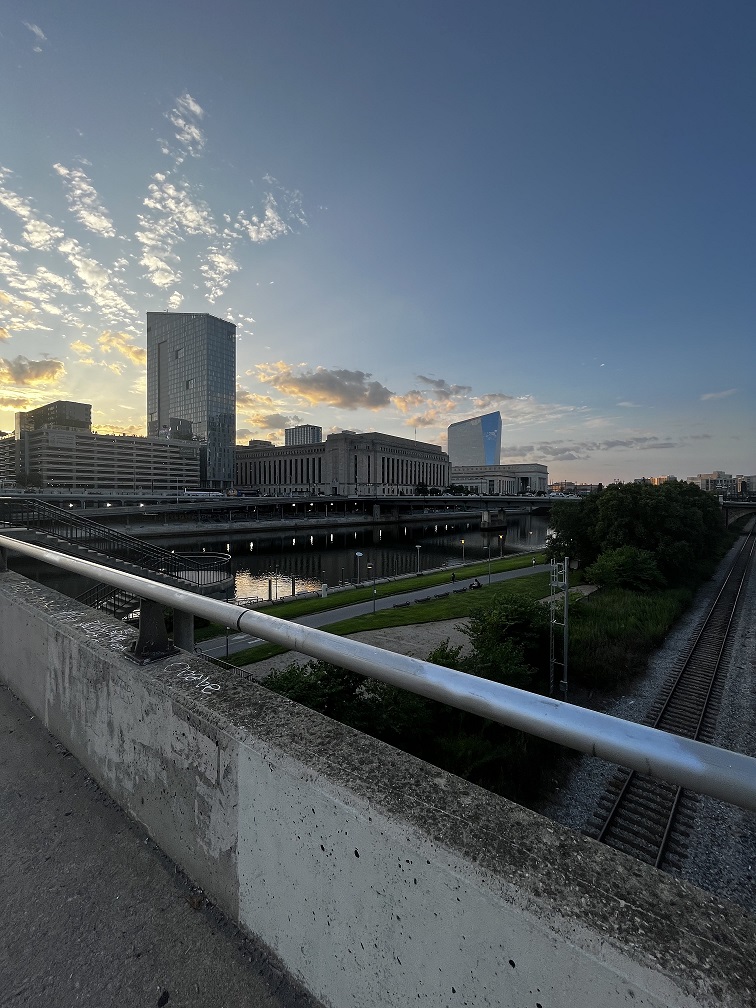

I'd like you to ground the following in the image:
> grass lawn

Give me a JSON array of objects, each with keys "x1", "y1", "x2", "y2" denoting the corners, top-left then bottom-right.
[
  {"x1": 220, "y1": 571, "x2": 554, "y2": 666},
  {"x1": 193, "y1": 551, "x2": 546, "y2": 643}
]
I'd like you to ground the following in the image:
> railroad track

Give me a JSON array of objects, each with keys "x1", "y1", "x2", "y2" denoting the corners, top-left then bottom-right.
[{"x1": 588, "y1": 526, "x2": 756, "y2": 870}]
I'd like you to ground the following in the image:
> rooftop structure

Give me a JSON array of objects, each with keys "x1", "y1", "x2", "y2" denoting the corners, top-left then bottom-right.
[{"x1": 284, "y1": 424, "x2": 322, "y2": 447}]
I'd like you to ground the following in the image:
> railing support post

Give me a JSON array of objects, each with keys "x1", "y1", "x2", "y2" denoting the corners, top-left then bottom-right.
[
  {"x1": 124, "y1": 598, "x2": 178, "y2": 665},
  {"x1": 172, "y1": 609, "x2": 194, "y2": 651}
]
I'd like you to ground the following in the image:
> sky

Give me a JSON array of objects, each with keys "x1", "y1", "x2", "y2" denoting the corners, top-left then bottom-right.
[{"x1": 1, "y1": 0, "x2": 754, "y2": 483}]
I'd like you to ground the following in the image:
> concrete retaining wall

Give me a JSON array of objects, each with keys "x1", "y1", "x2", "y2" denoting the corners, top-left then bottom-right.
[{"x1": 1, "y1": 571, "x2": 753, "y2": 1008}]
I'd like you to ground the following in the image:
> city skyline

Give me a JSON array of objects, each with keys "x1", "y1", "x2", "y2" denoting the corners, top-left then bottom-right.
[{"x1": 1, "y1": 1, "x2": 754, "y2": 482}]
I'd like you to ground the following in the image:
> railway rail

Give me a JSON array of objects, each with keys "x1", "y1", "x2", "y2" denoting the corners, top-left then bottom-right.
[{"x1": 589, "y1": 525, "x2": 756, "y2": 870}]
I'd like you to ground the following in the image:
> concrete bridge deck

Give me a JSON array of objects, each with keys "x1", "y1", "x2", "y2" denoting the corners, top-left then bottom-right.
[{"x1": 0, "y1": 682, "x2": 320, "y2": 1008}]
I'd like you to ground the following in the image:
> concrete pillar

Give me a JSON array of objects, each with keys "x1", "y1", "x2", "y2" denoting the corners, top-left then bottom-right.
[
  {"x1": 125, "y1": 598, "x2": 177, "y2": 665},
  {"x1": 172, "y1": 609, "x2": 195, "y2": 651},
  {"x1": 0, "y1": 545, "x2": 7, "y2": 572}
]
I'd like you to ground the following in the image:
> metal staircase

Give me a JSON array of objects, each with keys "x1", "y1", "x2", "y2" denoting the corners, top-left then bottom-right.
[{"x1": 0, "y1": 497, "x2": 231, "y2": 616}]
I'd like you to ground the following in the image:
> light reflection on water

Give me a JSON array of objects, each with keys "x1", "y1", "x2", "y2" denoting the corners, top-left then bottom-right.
[{"x1": 229, "y1": 515, "x2": 549, "y2": 601}]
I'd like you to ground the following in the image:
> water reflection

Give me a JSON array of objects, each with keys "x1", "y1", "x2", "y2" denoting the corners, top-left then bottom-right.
[{"x1": 229, "y1": 515, "x2": 549, "y2": 601}]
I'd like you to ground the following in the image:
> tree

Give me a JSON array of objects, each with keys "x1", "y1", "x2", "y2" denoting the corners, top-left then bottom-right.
[
  {"x1": 460, "y1": 595, "x2": 550, "y2": 689},
  {"x1": 548, "y1": 482, "x2": 726, "y2": 585},
  {"x1": 263, "y1": 660, "x2": 430, "y2": 742},
  {"x1": 585, "y1": 546, "x2": 665, "y2": 591}
]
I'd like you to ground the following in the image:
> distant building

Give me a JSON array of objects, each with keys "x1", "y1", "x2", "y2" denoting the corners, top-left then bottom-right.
[
  {"x1": 687, "y1": 471, "x2": 736, "y2": 494},
  {"x1": 2, "y1": 425, "x2": 200, "y2": 492},
  {"x1": 15, "y1": 400, "x2": 91, "y2": 436},
  {"x1": 146, "y1": 312, "x2": 236, "y2": 487},
  {"x1": 236, "y1": 431, "x2": 449, "y2": 496},
  {"x1": 447, "y1": 412, "x2": 501, "y2": 467},
  {"x1": 285, "y1": 424, "x2": 323, "y2": 447},
  {"x1": 247, "y1": 439, "x2": 275, "y2": 449},
  {"x1": 451, "y1": 463, "x2": 548, "y2": 496}
]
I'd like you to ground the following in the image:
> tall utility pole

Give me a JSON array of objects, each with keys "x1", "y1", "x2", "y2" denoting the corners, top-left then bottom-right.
[{"x1": 549, "y1": 557, "x2": 570, "y2": 700}]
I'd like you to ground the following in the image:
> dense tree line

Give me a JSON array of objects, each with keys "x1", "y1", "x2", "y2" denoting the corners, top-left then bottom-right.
[{"x1": 546, "y1": 481, "x2": 726, "y2": 588}]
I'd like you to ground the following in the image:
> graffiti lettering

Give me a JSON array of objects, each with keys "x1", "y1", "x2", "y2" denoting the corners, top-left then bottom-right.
[{"x1": 164, "y1": 661, "x2": 221, "y2": 695}]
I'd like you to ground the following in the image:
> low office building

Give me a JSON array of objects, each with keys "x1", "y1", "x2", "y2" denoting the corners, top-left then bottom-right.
[
  {"x1": 236, "y1": 430, "x2": 450, "y2": 496},
  {"x1": 451, "y1": 463, "x2": 549, "y2": 495},
  {"x1": 5, "y1": 427, "x2": 200, "y2": 492}
]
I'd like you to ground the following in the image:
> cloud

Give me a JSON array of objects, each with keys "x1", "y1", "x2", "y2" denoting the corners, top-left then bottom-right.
[
  {"x1": 97, "y1": 330, "x2": 147, "y2": 366},
  {"x1": 617, "y1": 401, "x2": 644, "y2": 408},
  {"x1": 0, "y1": 355, "x2": 65, "y2": 386},
  {"x1": 232, "y1": 181, "x2": 307, "y2": 244},
  {"x1": 136, "y1": 172, "x2": 216, "y2": 289},
  {"x1": 22, "y1": 218, "x2": 64, "y2": 250},
  {"x1": 416, "y1": 374, "x2": 473, "y2": 398},
  {"x1": 70, "y1": 338, "x2": 94, "y2": 354},
  {"x1": 503, "y1": 433, "x2": 696, "y2": 464},
  {"x1": 56, "y1": 237, "x2": 137, "y2": 324},
  {"x1": 53, "y1": 164, "x2": 116, "y2": 237},
  {"x1": 200, "y1": 246, "x2": 239, "y2": 302},
  {"x1": 23, "y1": 21, "x2": 47, "y2": 51},
  {"x1": 254, "y1": 362, "x2": 394, "y2": 410},
  {"x1": 165, "y1": 93, "x2": 207, "y2": 162},
  {"x1": 0, "y1": 394, "x2": 33, "y2": 409},
  {"x1": 700, "y1": 389, "x2": 736, "y2": 401},
  {"x1": 0, "y1": 328, "x2": 9, "y2": 341},
  {"x1": 0, "y1": 167, "x2": 64, "y2": 251}
]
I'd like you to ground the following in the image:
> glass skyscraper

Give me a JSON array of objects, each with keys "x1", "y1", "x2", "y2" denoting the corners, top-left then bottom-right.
[
  {"x1": 447, "y1": 411, "x2": 502, "y2": 466},
  {"x1": 146, "y1": 312, "x2": 236, "y2": 487}
]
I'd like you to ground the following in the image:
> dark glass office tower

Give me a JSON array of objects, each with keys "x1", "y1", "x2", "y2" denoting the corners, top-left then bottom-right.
[{"x1": 146, "y1": 312, "x2": 236, "y2": 487}]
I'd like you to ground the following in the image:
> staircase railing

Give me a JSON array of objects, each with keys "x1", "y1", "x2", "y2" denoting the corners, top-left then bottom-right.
[{"x1": 0, "y1": 497, "x2": 230, "y2": 588}]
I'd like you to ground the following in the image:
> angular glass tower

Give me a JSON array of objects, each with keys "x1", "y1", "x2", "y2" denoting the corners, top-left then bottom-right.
[
  {"x1": 447, "y1": 411, "x2": 502, "y2": 466},
  {"x1": 146, "y1": 312, "x2": 236, "y2": 487}
]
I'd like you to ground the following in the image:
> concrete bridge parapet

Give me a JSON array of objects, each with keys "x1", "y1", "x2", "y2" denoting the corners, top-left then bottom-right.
[{"x1": 0, "y1": 572, "x2": 752, "y2": 1008}]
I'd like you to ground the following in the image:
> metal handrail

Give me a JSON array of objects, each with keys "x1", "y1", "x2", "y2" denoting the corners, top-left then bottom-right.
[{"x1": 2, "y1": 533, "x2": 756, "y2": 813}]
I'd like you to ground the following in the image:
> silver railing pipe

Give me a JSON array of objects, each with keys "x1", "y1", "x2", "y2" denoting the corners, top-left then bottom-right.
[{"x1": 3, "y1": 533, "x2": 756, "y2": 812}]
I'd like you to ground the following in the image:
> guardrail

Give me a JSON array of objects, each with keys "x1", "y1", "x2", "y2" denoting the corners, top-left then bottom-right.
[{"x1": 2, "y1": 532, "x2": 756, "y2": 813}]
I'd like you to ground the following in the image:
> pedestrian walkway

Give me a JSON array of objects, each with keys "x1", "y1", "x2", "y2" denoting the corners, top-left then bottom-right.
[
  {"x1": 198, "y1": 563, "x2": 551, "y2": 659},
  {"x1": 0, "y1": 683, "x2": 321, "y2": 1008}
]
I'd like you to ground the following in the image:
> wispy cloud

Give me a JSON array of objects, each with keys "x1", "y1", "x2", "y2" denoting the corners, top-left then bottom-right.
[
  {"x1": 166, "y1": 93, "x2": 207, "y2": 162},
  {"x1": 57, "y1": 237, "x2": 137, "y2": 324},
  {"x1": 700, "y1": 388, "x2": 736, "y2": 401},
  {"x1": 53, "y1": 164, "x2": 116, "y2": 237},
  {"x1": 97, "y1": 330, "x2": 146, "y2": 367},
  {"x1": 23, "y1": 21, "x2": 47, "y2": 52}
]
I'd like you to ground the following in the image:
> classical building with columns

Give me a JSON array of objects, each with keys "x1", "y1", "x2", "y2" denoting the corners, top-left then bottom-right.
[{"x1": 235, "y1": 430, "x2": 450, "y2": 496}]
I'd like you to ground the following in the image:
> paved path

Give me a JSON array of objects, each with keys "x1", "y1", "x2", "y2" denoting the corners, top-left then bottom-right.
[
  {"x1": 0, "y1": 683, "x2": 321, "y2": 1008},
  {"x1": 197, "y1": 563, "x2": 550, "y2": 659}
]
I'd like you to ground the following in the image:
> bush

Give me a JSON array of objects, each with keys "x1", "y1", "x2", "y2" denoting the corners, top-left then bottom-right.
[
  {"x1": 460, "y1": 594, "x2": 549, "y2": 689},
  {"x1": 585, "y1": 546, "x2": 666, "y2": 590}
]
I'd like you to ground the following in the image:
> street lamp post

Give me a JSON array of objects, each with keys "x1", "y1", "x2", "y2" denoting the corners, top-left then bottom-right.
[
  {"x1": 367, "y1": 563, "x2": 376, "y2": 613},
  {"x1": 498, "y1": 534, "x2": 504, "y2": 558},
  {"x1": 355, "y1": 551, "x2": 363, "y2": 584},
  {"x1": 487, "y1": 541, "x2": 492, "y2": 585},
  {"x1": 415, "y1": 544, "x2": 421, "y2": 576},
  {"x1": 461, "y1": 538, "x2": 465, "y2": 564}
]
